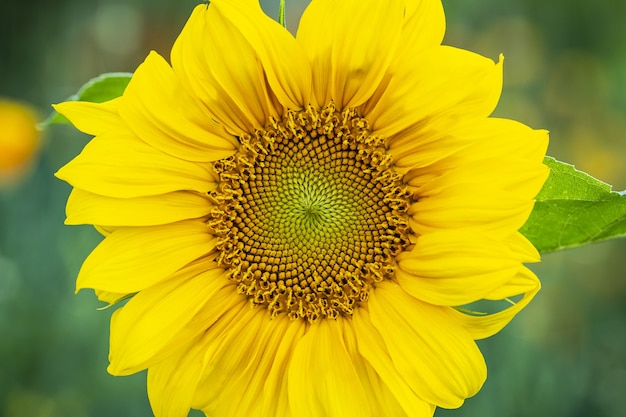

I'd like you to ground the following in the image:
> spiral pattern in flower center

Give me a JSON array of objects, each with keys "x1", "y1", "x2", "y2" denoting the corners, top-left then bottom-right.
[{"x1": 209, "y1": 104, "x2": 413, "y2": 322}]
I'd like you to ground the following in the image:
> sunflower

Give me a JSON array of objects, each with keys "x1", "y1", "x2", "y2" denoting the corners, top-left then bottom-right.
[{"x1": 55, "y1": 0, "x2": 549, "y2": 416}]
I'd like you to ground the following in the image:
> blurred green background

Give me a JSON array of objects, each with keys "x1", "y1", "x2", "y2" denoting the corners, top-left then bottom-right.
[{"x1": 1, "y1": 0, "x2": 625, "y2": 416}]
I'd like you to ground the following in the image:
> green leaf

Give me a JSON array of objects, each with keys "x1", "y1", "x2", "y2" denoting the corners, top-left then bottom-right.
[
  {"x1": 520, "y1": 156, "x2": 626, "y2": 253},
  {"x1": 42, "y1": 72, "x2": 132, "y2": 127}
]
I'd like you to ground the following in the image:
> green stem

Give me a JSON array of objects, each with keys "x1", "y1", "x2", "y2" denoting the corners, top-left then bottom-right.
[{"x1": 279, "y1": 0, "x2": 286, "y2": 28}]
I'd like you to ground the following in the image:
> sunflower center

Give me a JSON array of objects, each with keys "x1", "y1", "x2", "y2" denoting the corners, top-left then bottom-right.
[{"x1": 209, "y1": 103, "x2": 412, "y2": 322}]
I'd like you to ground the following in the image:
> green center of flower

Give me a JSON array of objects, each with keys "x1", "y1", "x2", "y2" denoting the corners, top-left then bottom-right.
[{"x1": 209, "y1": 103, "x2": 412, "y2": 322}]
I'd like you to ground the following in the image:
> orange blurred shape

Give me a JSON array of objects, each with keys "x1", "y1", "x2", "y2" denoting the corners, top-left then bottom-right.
[{"x1": 0, "y1": 98, "x2": 41, "y2": 184}]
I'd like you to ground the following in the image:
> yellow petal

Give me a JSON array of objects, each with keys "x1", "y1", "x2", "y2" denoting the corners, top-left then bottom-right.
[
  {"x1": 404, "y1": 130, "x2": 548, "y2": 237},
  {"x1": 171, "y1": 4, "x2": 284, "y2": 135},
  {"x1": 297, "y1": 0, "x2": 404, "y2": 108},
  {"x1": 94, "y1": 225, "x2": 118, "y2": 237},
  {"x1": 416, "y1": 156, "x2": 549, "y2": 199},
  {"x1": 190, "y1": 306, "x2": 304, "y2": 417},
  {"x1": 108, "y1": 260, "x2": 225, "y2": 375},
  {"x1": 396, "y1": 0, "x2": 445, "y2": 56},
  {"x1": 288, "y1": 318, "x2": 371, "y2": 417},
  {"x1": 389, "y1": 126, "x2": 474, "y2": 172},
  {"x1": 94, "y1": 289, "x2": 127, "y2": 304},
  {"x1": 76, "y1": 220, "x2": 216, "y2": 294},
  {"x1": 53, "y1": 98, "x2": 124, "y2": 136},
  {"x1": 65, "y1": 188, "x2": 212, "y2": 226},
  {"x1": 261, "y1": 319, "x2": 306, "y2": 417},
  {"x1": 365, "y1": 0, "x2": 446, "y2": 112},
  {"x1": 169, "y1": 6, "x2": 249, "y2": 135},
  {"x1": 149, "y1": 300, "x2": 254, "y2": 417},
  {"x1": 209, "y1": 311, "x2": 290, "y2": 417},
  {"x1": 119, "y1": 51, "x2": 237, "y2": 161},
  {"x1": 211, "y1": 0, "x2": 311, "y2": 109},
  {"x1": 452, "y1": 267, "x2": 541, "y2": 339},
  {"x1": 409, "y1": 188, "x2": 537, "y2": 238},
  {"x1": 430, "y1": 118, "x2": 548, "y2": 167},
  {"x1": 350, "y1": 311, "x2": 434, "y2": 417},
  {"x1": 485, "y1": 265, "x2": 540, "y2": 300},
  {"x1": 55, "y1": 130, "x2": 217, "y2": 198},
  {"x1": 402, "y1": 118, "x2": 549, "y2": 190},
  {"x1": 369, "y1": 281, "x2": 486, "y2": 408},
  {"x1": 364, "y1": 47, "x2": 502, "y2": 138},
  {"x1": 189, "y1": 300, "x2": 254, "y2": 411},
  {"x1": 147, "y1": 334, "x2": 207, "y2": 417},
  {"x1": 396, "y1": 231, "x2": 521, "y2": 306},
  {"x1": 502, "y1": 232, "x2": 540, "y2": 264}
]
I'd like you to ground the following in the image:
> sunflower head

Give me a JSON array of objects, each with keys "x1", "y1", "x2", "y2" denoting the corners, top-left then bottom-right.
[
  {"x1": 55, "y1": 1, "x2": 549, "y2": 416},
  {"x1": 209, "y1": 103, "x2": 414, "y2": 321}
]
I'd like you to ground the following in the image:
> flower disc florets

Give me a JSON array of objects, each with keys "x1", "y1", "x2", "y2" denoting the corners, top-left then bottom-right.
[{"x1": 209, "y1": 103, "x2": 413, "y2": 321}]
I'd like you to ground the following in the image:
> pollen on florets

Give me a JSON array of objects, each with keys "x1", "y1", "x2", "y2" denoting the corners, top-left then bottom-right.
[{"x1": 208, "y1": 103, "x2": 413, "y2": 322}]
